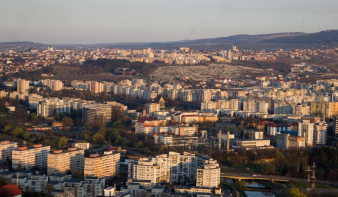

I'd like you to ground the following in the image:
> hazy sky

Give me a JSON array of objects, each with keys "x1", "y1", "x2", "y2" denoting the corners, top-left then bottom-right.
[{"x1": 1, "y1": 0, "x2": 337, "y2": 44}]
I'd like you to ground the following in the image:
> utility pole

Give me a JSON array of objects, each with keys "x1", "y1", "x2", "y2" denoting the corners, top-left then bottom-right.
[{"x1": 227, "y1": 131, "x2": 230, "y2": 153}]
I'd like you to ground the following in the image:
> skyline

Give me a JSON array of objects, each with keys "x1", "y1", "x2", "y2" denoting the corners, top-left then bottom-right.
[{"x1": 1, "y1": 0, "x2": 338, "y2": 44}]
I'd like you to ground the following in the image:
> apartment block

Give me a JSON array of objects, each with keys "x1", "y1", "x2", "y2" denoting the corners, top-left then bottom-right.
[
  {"x1": 84, "y1": 151, "x2": 120, "y2": 178},
  {"x1": 47, "y1": 148, "x2": 84, "y2": 175},
  {"x1": 277, "y1": 133, "x2": 306, "y2": 150},
  {"x1": 0, "y1": 141, "x2": 18, "y2": 163},
  {"x1": 12, "y1": 144, "x2": 50, "y2": 170},
  {"x1": 82, "y1": 104, "x2": 112, "y2": 126},
  {"x1": 196, "y1": 160, "x2": 220, "y2": 188},
  {"x1": 17, "y1": 79, "x2": 30, "y2": 94},
  {"x1": 128, "y1": 152, "x2": 220, "y2": 186}
]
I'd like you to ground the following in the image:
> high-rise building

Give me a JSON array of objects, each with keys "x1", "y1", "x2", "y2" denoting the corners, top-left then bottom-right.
[
  {"x1": 0, "y1": 141, "x2": 18, "y2": 163},
  {"x1": 82, "y1": 104, "x2": 112, "y2": 126},
  {"x1": 17, "y1": 79, "x2": 30, "y2": 94},
  {"x1": 47, "y1": 148, "x2": 84, "y2": 175},
  {"x1": 298, "y1": 120, "x2": 314, "y2": 146},
  {"x1": 128, "y1": 152, "x2": 220, "y2": 186},
  {"x1": 84, "y1": 151, "x2": 120, "y2": 178},
  {"x1": 12, "y1": 144, "x2": 50, "y2": 170},
  {"x1": 196, "y1": 160, "x2": 220, "y2": 188},
  {"x1": 314, "y1": 122, "x2": 327, "y2": 145}
]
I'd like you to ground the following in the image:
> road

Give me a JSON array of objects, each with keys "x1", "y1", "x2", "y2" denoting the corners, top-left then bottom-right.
[{"x1": 221, "y1": 172, "x2": 338, "y2": 186}]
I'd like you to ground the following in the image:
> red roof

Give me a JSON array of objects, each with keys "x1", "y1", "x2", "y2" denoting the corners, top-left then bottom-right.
[{"x1": 0, "y1": 185, "x2": 22, "y2": 197}]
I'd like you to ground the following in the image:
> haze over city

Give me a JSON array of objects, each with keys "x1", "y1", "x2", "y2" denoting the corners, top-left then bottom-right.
[{"x1": 1, "y1": 0, "x2": 338, "y2": 44}]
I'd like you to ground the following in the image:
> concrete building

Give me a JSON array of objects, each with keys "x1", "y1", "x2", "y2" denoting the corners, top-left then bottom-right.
[
  {"x1": 314, "y1": 122, "x2": 327, "y2": 145},
  {"x1": 17, "y1": 79, "x2": 30, "y2": 94},
  {"x1": 82, "y1": 104, "x2": 112, "y2": 126},
  {"x1": 0, "y1": 141, "x2": 18, "y2": 163},
  {"x1": 196, "y1": 160, "x2": 220, "y2": 188},
  {"x1": 37, "y1": 98, "x2": 71, "y2": 117},
  {"x1": 277, "y1": 133, "x2": 306, "y2": 150},
  {"x1": 84, "y1": 151, "x2": 120, "y2": 178},
  {"x1": 298, "y1": 120, "x2": 314, "y2": 146},
  {"x1": 72, "y1": 142, "x2": 90, "y2": 150},
  {"x1": 47, "y1": 148, "x2": 84, "y2": 175},
  {"x1": 128, "y1": 152, "x2": 220, "y2": 186},
  {"x1": 12, "y1": 144, "x2": 50, "y2": 170}
]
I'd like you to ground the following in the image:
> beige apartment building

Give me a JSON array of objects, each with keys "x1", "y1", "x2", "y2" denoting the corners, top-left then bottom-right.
[
  {"x1": 196, "y1": 160, "x2": 220, "y2": 188},
  {"x1": 84, "y1": 151, "x2": 120, "y2": 178},
  {"x1": 12, "y1": 144, "x2": 50, "y2": 170},
  {"x1": 82, "y1": 104, "x2": 112, "y2": 126},
  {"x1": 0, "y1": 141, "x2": 18, "y2": 163},
  {"x1": 47, "y1": 148, "x2": 84, "y2": 175},
  {"x1": 17, "y1": 79, "x2": 30, "y2": 94}
]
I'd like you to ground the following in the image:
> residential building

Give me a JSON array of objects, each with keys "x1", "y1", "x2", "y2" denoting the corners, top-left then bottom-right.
[
  {"x1": 196, "y1": 160, "x2": 220, "y2": 188},
  {"x1": 12, "y1": 144, "x2": 50, "y2": 170},
  {"x1": 47, "y1": 148, "x2": 84, "y2": 175},
  {"x1": 0, "y1": 141, "x2": 18, "y2": 163},
  {"x1": 84, "y1": 151, "x2": 120, "y2": 178}
]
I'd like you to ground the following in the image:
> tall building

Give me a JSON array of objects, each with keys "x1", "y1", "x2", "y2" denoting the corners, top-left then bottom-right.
[
  {"x1": 12, "y1": 144, "x2": 50, "y2": 170},
  {"x1": 82, "y1": 104, "x2": 112, "y2": 126},
  {"x1": 314, "y1": 122, "x2": 327, "y2": 145},
  {"x1": 276, "y1": 133, "x2": 306, "y2": 150},
  {"x1": 335, "y1": 117, "x2": 338, "y2": 139},
  {"x1": 128, "y1": 152, "x2": 220, "y2": 186},
  {"x1": 17, "y1": 79, "x2": 30, "y2": 94},
  {"x1": 90, "y1": 81, "x2": 102, "y2": 94},
  {"x1": 84, "y1": 151, "x2": 120, "y2": 178},
  {"x1": 0, "y1": 141, "x2": 18, "y2": 163},
  {"x1": 47, "y1": 148, "x2": 84, "y2": 175},
  {"x1": 37, "y1": 99, "x2": 71, "y2": 117},
  {"x1": 196, "y1": 160, "x2": 220, "y2": 188},
  {"x1": 298, "y1": 120, "x2": 314, "y2": 146}
]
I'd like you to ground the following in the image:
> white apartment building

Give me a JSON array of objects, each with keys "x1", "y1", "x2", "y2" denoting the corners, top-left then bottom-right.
[
  {"x1": 298, "y1": 120, "x2": 314, "y2": 146},
  {"x1": 128, "y1": 152, "x2": 220, "y2": 186},
  {"x1": 0, "y1": 141, "x2": 18, "y2": 163},
  {"x1": 84, "y1": 151, "x2": 120, "y2": 178},
  {"x1": 12, "y1": 144, "x2": 50, "y2": 170},
  {"x1": 37, "y1": 98, "x2": 71, "y2": 117},
  {"x1": 72, "y1": 142, "x2": 90, "y2": 150},
  {"x1": 196, "y1": 160, "x2": 220, "y2": 188},
  {"x1": 314, "y1": 122, "x2": 327, "y2": 145},
  {"x1": 47, "y1": 148, "x2": 85, "y2": 175}
]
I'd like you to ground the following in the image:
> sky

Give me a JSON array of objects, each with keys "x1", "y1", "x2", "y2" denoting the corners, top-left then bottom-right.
[{"x1": 1, "y1": 0, "x2": 338, "y2": 44}]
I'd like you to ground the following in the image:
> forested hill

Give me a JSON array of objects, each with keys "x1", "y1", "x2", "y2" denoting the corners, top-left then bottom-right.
[{"x1": 264, "y1": 30, "x2": 338, "y2": 45}]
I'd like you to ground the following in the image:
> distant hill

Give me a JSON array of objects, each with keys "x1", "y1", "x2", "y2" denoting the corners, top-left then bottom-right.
[
  {"x1": 2, "y1": 30, "x2": 338, "y2": 50},
  {"x1": 0, "y1": 41, "x2": 47, "y2": 50},
  {"x1": 264, "y1": 30, "x2": 338, "y2": 44}
]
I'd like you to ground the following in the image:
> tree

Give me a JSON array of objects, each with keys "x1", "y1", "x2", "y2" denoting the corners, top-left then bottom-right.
[
  {"x1": 58, "y1": 137, "x2": 67, "y2": 149},
  {"x1": 234, "y1": 180, "x2": 246, "y2": 191},
  {"x1": 93, "y1": 133, "x2": 105, "y2": 144},
  {"x1": 23, "y1": 132, "x2": 30, "y2": 140},
  {"x1": 135, "y1": 141, "x2": 144, "y2": 148},
  {"x1": 283, "y1": 187, "x2": 306, "y2": 197},
  {"x1": 12, "y1": 128, "x2": 23, "y2": 138},
  {"x1": 3, "y1": 124, "x2": 11, "y2": 133},
  {"x1": 84, "y1": 133, "x2": 90, "y2": 142},
  {"x1": 62, "y1": 117, "x2": 73, "y2": 132}
]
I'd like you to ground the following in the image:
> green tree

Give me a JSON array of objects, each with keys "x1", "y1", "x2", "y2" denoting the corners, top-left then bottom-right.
[
  {"x1": 84, "y1": 133, "x2": 90, "y2": 142},
  {"x1": 23, "y1": 132, "x2": 30, "y2": 140},
  {"x1": 135, "y1": 141, "x2": 144, "y2": 148},
  {"x1": 93, "y1": 133, "x2": 105, "y2": 144},
  {"x1": 12, "y1": 128, "x2": 23, "y2": 138},
  {"x1": 283, "y1": 187, "x2": 306, "y2": 197},
  {"x1": 62, "y1": 117, "x2": 73, "y2": 132},
  {"x1": 3, "y1": 125, "x2": 11, "y2": 134},
  {"x1": 234, "y1": 180, "x2": 246, "y2": 191},
  {"x1": 58, "y1": 137, "x2": 67, "y2": 149},
  {"x1": 29, "y1": 113, "x2": 37, "y2": 121}
]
